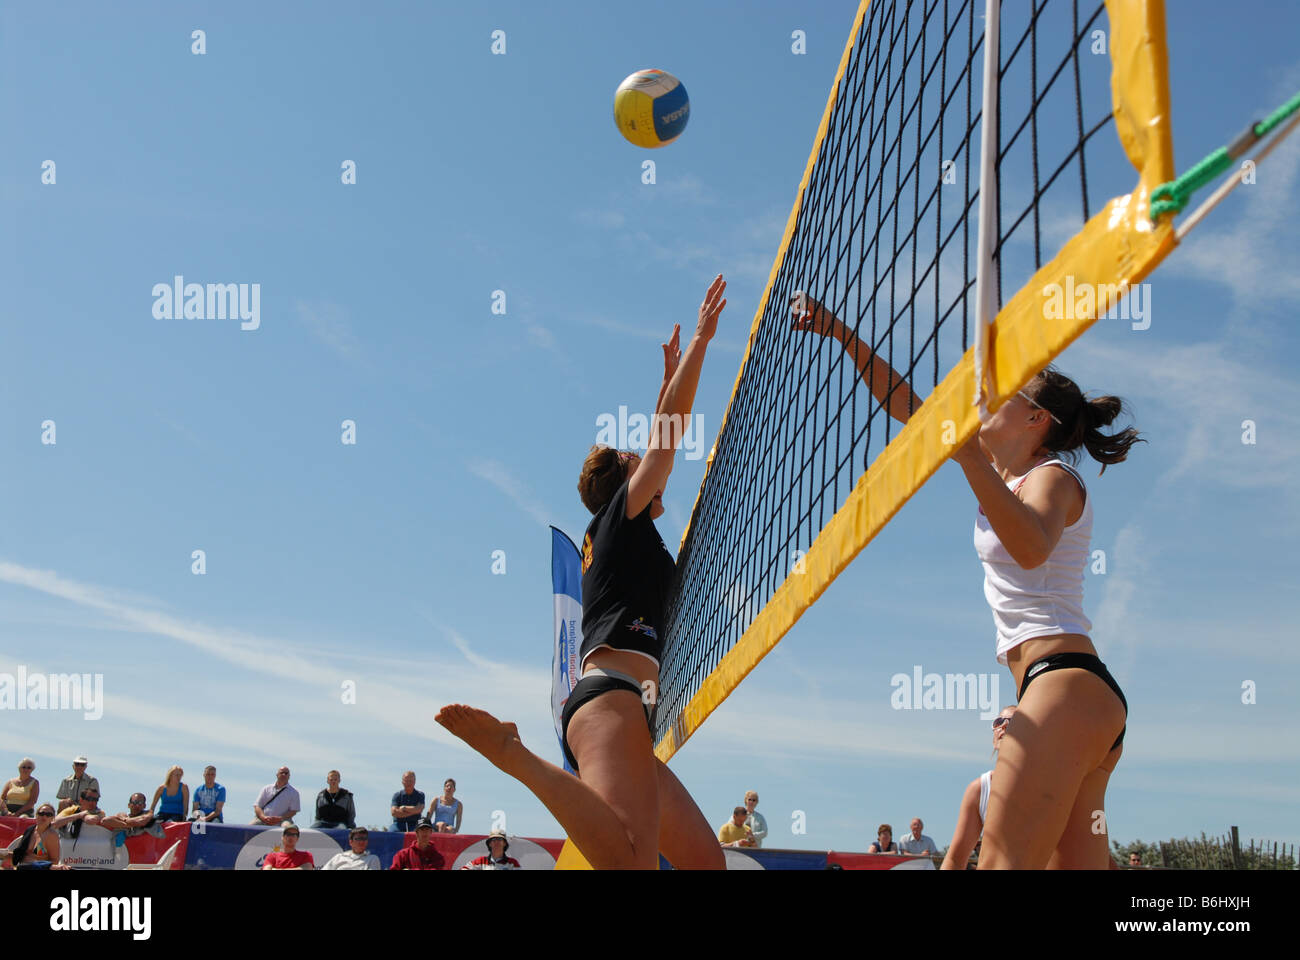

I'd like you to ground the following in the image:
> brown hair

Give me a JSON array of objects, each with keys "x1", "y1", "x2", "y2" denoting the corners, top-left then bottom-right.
[
  {"x1": 1023, "y1": 367, "x2": 1144, "y2": 474},
  {"x1": 578, "y1": 445, "x2": 629, "y2": 514}
]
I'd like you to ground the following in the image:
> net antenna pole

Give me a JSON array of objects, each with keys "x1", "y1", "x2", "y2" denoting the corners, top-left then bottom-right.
[{"x1": 972, "y1": 0, "x2": 1000, "y2": 420}]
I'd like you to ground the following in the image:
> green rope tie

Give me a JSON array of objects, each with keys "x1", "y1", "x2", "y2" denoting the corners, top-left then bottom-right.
[{"x1": 1151, "y1": 88, "x2": 1300, "y2": 220}]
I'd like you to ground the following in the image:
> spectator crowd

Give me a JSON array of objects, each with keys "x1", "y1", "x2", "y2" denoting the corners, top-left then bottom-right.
[{"x1": 2, "y1": 755, "x2": 479, "y2": 870}]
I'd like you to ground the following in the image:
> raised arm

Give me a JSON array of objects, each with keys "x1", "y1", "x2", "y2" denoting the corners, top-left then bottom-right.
[
  {"x1": 951, "y1": 441, "x2": 1082, "y2": 569},
  {"x1": 940, "y1": 778, "x2": 984, "y2": 869},
  {"x1": 791, "y1": 293, "x2": 923, "y2": 424},
  {"x1": 628, "y1": 275, "x2": 727, "y2": 519}
]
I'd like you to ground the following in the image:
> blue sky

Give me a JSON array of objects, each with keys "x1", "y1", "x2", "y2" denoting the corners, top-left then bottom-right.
[{"x1": 1, "y1": 0, "x2": 1297, "y2": 856}]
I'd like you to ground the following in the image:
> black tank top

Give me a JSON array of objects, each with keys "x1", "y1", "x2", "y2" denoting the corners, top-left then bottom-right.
[{"x1": 579, "y1": 479, "x2": 676, "y2": 666}]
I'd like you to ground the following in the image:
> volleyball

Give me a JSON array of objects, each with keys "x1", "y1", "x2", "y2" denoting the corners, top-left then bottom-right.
[{"x1": 613, "y1": 69, "x2": 690, "y2": 148}]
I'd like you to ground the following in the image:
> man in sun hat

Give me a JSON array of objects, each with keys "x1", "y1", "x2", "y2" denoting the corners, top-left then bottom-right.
[{"x1": 460, "y1": 828, "x2": 522, "y2": 870}]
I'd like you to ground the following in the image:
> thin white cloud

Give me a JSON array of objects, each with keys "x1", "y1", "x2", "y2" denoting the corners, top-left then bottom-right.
[
  {"x1": 295, "y1": 299, "x2": 360, "y2": 359},
  {"x1": 573, "y1": 208, "x2": 626, "y2": 229},
  {"x1": 0, "y1": 561, "x2": 552, "y2": 750},
  {"x1": 464, "y1": 458, "x2": 554, "y2": 528}
]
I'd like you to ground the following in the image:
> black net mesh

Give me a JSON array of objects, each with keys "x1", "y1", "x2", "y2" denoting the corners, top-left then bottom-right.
[{"x1": 655, "y1": 0, "x2": 1129, "y2": 746}]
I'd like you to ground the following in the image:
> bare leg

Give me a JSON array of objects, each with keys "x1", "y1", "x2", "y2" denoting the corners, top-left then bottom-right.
[
  {"x1": 1045, "y1": 744, "x2": 1122, "y2": 869},
  {"x1": 436, "y1": 695, "x2": 659, "y2": 869},
  {"x1": 655, "y1": 760, "x2": 726, "y2": 869},
  {"x1": 978, "y1": 669, "x2": 1125, "y2": 869}
]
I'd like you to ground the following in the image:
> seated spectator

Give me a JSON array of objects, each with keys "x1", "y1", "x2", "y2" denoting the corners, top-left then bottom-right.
[
  {"x1": 743, "y1": 790, "x2": 768, "y2": 848},
  {"x1": 310, "y1": 770, "x2": 357, "y2": 830},
  {"x1": 867, "y1": 823, "x2": 898, "y2": 854},
  {"x1": 54, "y1": 756, "x2": 99, "y2": 811},
  {"x1": 150, "y1": 765, "x2": 189, "y2": 823},
  {"x1": 429, "y1": 778, "x2": 463, "y2": 833},
  {"x1": 718, "y1": 806, "x2": 756, "y2": 848},
  {"x1": 461, "y1": 829, "x2": 521, "y2": 870},
  {"x1": 1129, "y1": 851, "x2": 1143, "y2": 867},
  {"x1": 1, "y1": 805, "x2": 69, "y2": 870},
  {"x1": 389, "y1": 817, "x2": 446, "y2": 870},
  {"x1": 390, "y1": 771, "x2": 425, "y2": 833},
  {"x1": 114, "y1": 793, "x2": 163, "y2": 838},
  {"x1": 253, "y1": 766, "x2": 301, "y2": 826},
  {"x1": 321, "y1": 828, "x2": 380, "y2": 870},
  {"x1": 1, "y1": 758, "x2": 39, "y2": 816},
  {"x1": 54, "y1": 787, "x2": 140, "y2": 842},
  {"x1": 897, "y1": 817, "x2": 939, "y2": 857},
  {"x1": 261, "y1": 824, "x2": 314, "y2": 870},
  {"x1": 191, "y1": 765, "x2": 226, "y2": 823}
]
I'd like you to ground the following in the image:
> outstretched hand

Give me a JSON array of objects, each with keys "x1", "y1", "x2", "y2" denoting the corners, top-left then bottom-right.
[
  {"x1": 696, "y1": 274, "x2": 727, "y2": 342},
  {"x1": 662, "y1": 324, "x2": 681, "y2": 381},
  {"x1": 790, "y1": 291, "x2": 840, "y2": 338}
]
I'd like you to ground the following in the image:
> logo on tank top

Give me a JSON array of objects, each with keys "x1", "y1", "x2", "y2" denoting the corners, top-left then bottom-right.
[
  {"x1": 581, "y1": 533, "x2": 593, "y2": 574},
  {"x1": 626, "y1": 617, "x2": 658, "y2": 640}
]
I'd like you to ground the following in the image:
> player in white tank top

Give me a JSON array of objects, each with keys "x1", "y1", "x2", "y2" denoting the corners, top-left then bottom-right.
[
  {"x1": 794, "y1": 300, "x2": 1141, "y2": 870},
  {"x1": 941, "y1": 706, "x2": 1016, "y2": 870},
  {"x1": 949, "y1": 372, "x2": 1138, "y2": 869}
]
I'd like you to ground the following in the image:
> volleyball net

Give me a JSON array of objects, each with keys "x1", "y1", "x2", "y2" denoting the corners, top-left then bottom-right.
[{"x1": 653, "y1": 0, "x2": 1179, "y2": 759}]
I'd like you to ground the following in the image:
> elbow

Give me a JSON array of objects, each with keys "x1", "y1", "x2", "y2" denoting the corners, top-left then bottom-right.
[{"x1": 1014, "y1": 544, "x2": 1050, "y2": 570}]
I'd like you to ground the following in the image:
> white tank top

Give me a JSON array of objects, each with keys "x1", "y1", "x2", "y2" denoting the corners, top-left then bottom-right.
[
  {"x1": 973, "y1": 458, "x2": 1092, "y2": 664},
  {"x1": 978, "y1": 769, "x2": 992, "y2": 824}
]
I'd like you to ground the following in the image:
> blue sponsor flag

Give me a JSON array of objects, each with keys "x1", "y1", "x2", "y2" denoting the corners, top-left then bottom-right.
[{"x1": 550, "y1": 526, "x2": 584, "y2": 774}]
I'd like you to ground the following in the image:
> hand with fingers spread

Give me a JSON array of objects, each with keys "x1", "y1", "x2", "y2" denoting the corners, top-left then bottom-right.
[{"x1": 696, "y1": 274, "x2": 727, "y2": 342}]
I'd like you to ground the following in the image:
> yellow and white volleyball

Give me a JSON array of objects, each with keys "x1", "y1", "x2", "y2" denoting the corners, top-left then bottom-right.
[{"x1": 613, "y1": 69, "x2": 690, "y2": 148}]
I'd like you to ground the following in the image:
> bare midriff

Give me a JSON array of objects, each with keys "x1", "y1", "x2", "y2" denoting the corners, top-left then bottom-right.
[{"x1": 583, "y1": 646, "x2": 660, "y2": 694}]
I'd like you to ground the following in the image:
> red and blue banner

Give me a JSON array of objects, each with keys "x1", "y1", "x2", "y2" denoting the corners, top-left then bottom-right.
[{"x1": 182, "y1": 824, "x2": 564, "y2": 869}]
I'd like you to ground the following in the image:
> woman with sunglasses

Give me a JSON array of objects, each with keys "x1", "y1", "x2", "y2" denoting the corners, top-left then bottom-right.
[
  {"x1": 1, "y1": 758, "x2": 39, "y2": 816},
  {"x1": 941, "y1": 706, "x2": 1017, "y2": 869},
  {"x1": 793, "y1": 294, "x2": 1139, "y2": 869},
  {"x1": 1, "y1": 805, "x2": 66, "y2": 869},
  {"x1": 438, "y1": 275, "x2": 729, "y2": 869}
]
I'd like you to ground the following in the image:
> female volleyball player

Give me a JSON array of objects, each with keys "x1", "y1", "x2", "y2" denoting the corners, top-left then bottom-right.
[
  {"x1": 940, "y1": 706, "x2": 1016, "y2": 869},
  {"x1": 437, "y1": 275, "x2": 729, "y2": 869},
  {"x1": 793, "y1": 294, "x2": 1139, "y2": 869}
]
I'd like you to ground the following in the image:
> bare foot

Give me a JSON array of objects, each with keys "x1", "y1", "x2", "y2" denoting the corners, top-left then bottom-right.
[{"x1": 436, "y1": 704, "x2": 530, "y2": 776}]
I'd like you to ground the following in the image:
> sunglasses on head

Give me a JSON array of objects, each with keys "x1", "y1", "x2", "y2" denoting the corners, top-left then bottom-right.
[{"x1": 1017, "y1": 390, "x2": 1063, "y2": 425}]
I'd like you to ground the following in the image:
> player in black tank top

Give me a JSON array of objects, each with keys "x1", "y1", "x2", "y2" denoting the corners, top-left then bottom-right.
[
  {"x1": 578, "y1": 477, "x2": 677, "y2": 668},
  {"x1": 436, "y1": 275, "x2": 728, "y2": 869}
]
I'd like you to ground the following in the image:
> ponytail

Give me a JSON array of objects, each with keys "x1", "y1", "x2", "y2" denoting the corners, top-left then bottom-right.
[
  {"x1": 1080, "y1": 395, "x2": 1143, "y2": 473},
  {"x1": 1027, "y1": 367, "x2": 1145, "y2": 474}
]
